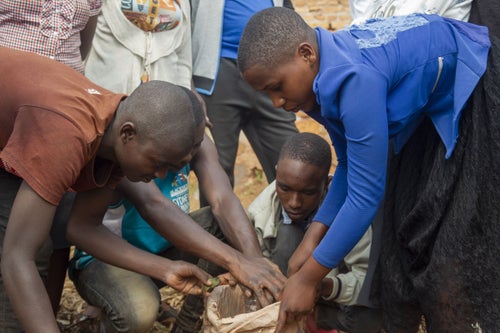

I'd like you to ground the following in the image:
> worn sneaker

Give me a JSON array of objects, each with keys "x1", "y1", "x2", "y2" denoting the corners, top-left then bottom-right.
[{"x1": 157, "y1": 301, "x2": 179, "y2": 327}]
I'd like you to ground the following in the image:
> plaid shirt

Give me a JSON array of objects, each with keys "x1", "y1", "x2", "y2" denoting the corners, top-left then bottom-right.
[{"x1": 0, "y1": 0, "x2": 102, "y2": 73}]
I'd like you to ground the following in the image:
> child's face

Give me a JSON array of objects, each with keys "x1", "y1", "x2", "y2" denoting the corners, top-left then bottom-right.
[
  {"x1": 117, "y1": 123, "x2": 204, "y2": 182},
  {"x1": 242, "y1": 46, "x2": 318, "y2": 113},
  {"x1": 275, "y1": 158, "x2": 328, "y2": 222}
]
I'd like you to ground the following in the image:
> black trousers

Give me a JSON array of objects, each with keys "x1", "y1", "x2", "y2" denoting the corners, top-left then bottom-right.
[{"x1": 201, "y1": 57, "x2": 298, "y2": 191}]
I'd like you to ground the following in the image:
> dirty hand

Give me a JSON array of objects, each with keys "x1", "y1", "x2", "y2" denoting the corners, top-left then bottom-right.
[
  {"x1": 217, "y1": 272, "x2": 238, "y2": 287},
  {"x1": 230, "y1": 256, "x2": 287, "y2": 308},
  {"x1": 275, "y1": 272, "x2": 317, "y2": 333},
  {"x1": 164, "y1": 260, "x2": 212, "y2": 295},
  {"x1": 203, "y1": 272, "x2": 238, "y2": 293}
]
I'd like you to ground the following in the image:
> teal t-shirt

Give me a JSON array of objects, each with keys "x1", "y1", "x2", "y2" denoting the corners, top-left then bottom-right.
[{"x1": 122, "y1": 165, "x2": 190, "y2": 253}]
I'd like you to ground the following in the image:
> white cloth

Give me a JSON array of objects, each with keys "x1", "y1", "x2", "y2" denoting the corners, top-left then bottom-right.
[
  {"x1": 84, "y1": 0, "x2": 192, "y2": 93},
  {"x1": 350, "y1": 0, "x2": 472, "y2": 24}
]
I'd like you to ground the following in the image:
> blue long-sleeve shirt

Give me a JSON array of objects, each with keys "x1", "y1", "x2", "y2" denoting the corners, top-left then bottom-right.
[{"x1": 310, "y1": 14, "x2": 490, "y2": 268}]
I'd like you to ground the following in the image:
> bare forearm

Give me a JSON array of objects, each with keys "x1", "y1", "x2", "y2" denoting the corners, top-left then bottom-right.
[
  {"x1": 2, "y1": 255, "x2": 60, "y2": 332},
  {"x1": 137, "y1": 197, "x2": 246, "y2": 270},
  {"x1": 118, "y1": 179, "x2": 245, "y2": 271},
  {"x1": 210, "y1": 195, "x2": 262, "y2": 257},
  {"x1": 296, "y1": 256, "x2": 330, "y2": 287},
  {"x1": 2, "y1": 182, "x2": 60, "y2": 332},
  {"x1": 68, "y1": 222, "x2": 180, "y2": 281}
]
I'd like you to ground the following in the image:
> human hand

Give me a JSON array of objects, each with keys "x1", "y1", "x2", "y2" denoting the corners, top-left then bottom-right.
[
  {"x1": 164, "y1": 260, "x2": 212, "y2": 295},
  {"x1": 274, "y1": 271, "x2": 318, "y2": 333},
  {"x1": 217, "y1": 272, "x2": 237, "y2": 286},
  {"x1": 229, "y1": 256, "x2": 287, "y2": 307}
]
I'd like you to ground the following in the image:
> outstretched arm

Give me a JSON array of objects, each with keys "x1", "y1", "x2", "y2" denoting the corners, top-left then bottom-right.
[
  {"x1": 66, "y1": 187, "x2": 210, "y2": 295},
  {"x1": 192, "y1": 134, "x2": 262, "y2": 257},
  {"x1": 276, "y1": 256, "x2": 330, "y2": 333},
  {"x1": 119, "y1": 171, "x2": 285, "y2": 306},
  {"x1": 193, "y1": 134, "x2": 286, "y2": 303},
  {"x1": 1, "y1": 182, "x2": 60, "y2": 333}
]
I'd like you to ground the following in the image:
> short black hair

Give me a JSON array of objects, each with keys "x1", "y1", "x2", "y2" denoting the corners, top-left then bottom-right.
[
  {"x1": 118, "y1": 80, "x2": 205, "y2": 153},
  {"x1": 179, "y1": 85, "x2": 205, "y2": 129},
  {"x1": 238, "y1": 7, "x2": 314, "y2": 73},
  {"x1": 278, "y1": 132, "x2": 331, "y2": 172}
]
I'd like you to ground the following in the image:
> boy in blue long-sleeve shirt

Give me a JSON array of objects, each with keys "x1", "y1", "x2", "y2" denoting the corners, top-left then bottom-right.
[{"x1": 238, "y1": 7, "x2": 500, "y2": 332}]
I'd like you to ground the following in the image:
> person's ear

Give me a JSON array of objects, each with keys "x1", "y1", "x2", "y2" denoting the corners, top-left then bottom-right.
[
  {"x1": 298, "y1": 42, "x2": 317, "y2": 65},
  {"x1": 119, "y1": 122, "x2": 137, "y2": 144},
  {"x1": 323, "y1": 174, "x2": 333, "y2": 194},
  {"x1": 327, "y1": 174, "x2": 333, "y2": 186}
]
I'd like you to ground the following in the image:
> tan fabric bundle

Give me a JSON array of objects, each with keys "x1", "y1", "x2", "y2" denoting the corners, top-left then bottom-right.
[{"x1": 203, "y1": 285, "x2": 303, "y2": 333}]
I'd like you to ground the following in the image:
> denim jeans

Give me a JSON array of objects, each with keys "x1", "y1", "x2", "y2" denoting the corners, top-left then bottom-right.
[
  {"x1": 0, "y1": 169, "x2": 52, "y2": 332},
  {"x1": 72, "y1": 206, "x2": 225, "y2": 333}
]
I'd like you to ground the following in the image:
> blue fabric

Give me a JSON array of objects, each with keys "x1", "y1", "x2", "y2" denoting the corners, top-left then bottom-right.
[
  {"x1": 221, "y1": 0, "x2": 273, "y2": 59},
  {"x1": 122, "y1": 165, "x2": 190, "y2": 253},
  {"x1": 310, "y1": 14, "x2": 490, "y2": 268}
]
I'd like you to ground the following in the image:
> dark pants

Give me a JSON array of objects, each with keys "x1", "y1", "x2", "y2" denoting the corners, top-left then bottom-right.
[
  {"x1": 316, "y1": 301, "x2": 383, "y2": 333},
  {"x1": 201, "y1": 57, "x2": 298, "y2": 194}
]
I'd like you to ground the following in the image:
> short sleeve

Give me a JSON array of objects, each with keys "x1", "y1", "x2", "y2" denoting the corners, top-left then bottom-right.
[{"x1": 0, "y1": 107, "x2": 89, "y2": 205}]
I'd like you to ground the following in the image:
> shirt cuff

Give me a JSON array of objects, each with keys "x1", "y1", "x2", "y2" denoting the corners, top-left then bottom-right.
[{"x1": 321, "y1": 276, "x2": 342, "y2": 301}]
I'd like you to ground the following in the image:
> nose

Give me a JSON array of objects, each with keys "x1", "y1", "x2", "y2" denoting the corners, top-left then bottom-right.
[
  {"x1": 287, "y1": 192, "x2": 302, "y2": 209},
  {"x1": 270, "y1": 93, "x2": 285, "y2": 109}
]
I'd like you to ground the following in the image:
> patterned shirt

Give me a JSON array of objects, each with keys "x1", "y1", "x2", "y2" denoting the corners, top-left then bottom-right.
[{"x1": 0, "y1": 0, "x2": 102, "y2": 73}]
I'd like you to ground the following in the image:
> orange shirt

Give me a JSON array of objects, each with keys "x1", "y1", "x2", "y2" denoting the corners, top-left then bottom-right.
[{"x1": 0, "y1": 47, "x2": 126, "y2": 205}]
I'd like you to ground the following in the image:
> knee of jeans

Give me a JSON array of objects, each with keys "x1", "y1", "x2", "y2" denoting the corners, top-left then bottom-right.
[{"x1": 102, "y1": 299, "x2": 159, "y2": 333}]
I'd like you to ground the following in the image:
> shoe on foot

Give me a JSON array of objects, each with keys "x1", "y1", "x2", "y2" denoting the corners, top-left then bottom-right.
[{"x1": 157, "y1": 301, "x2": 179, "y2": 326}]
